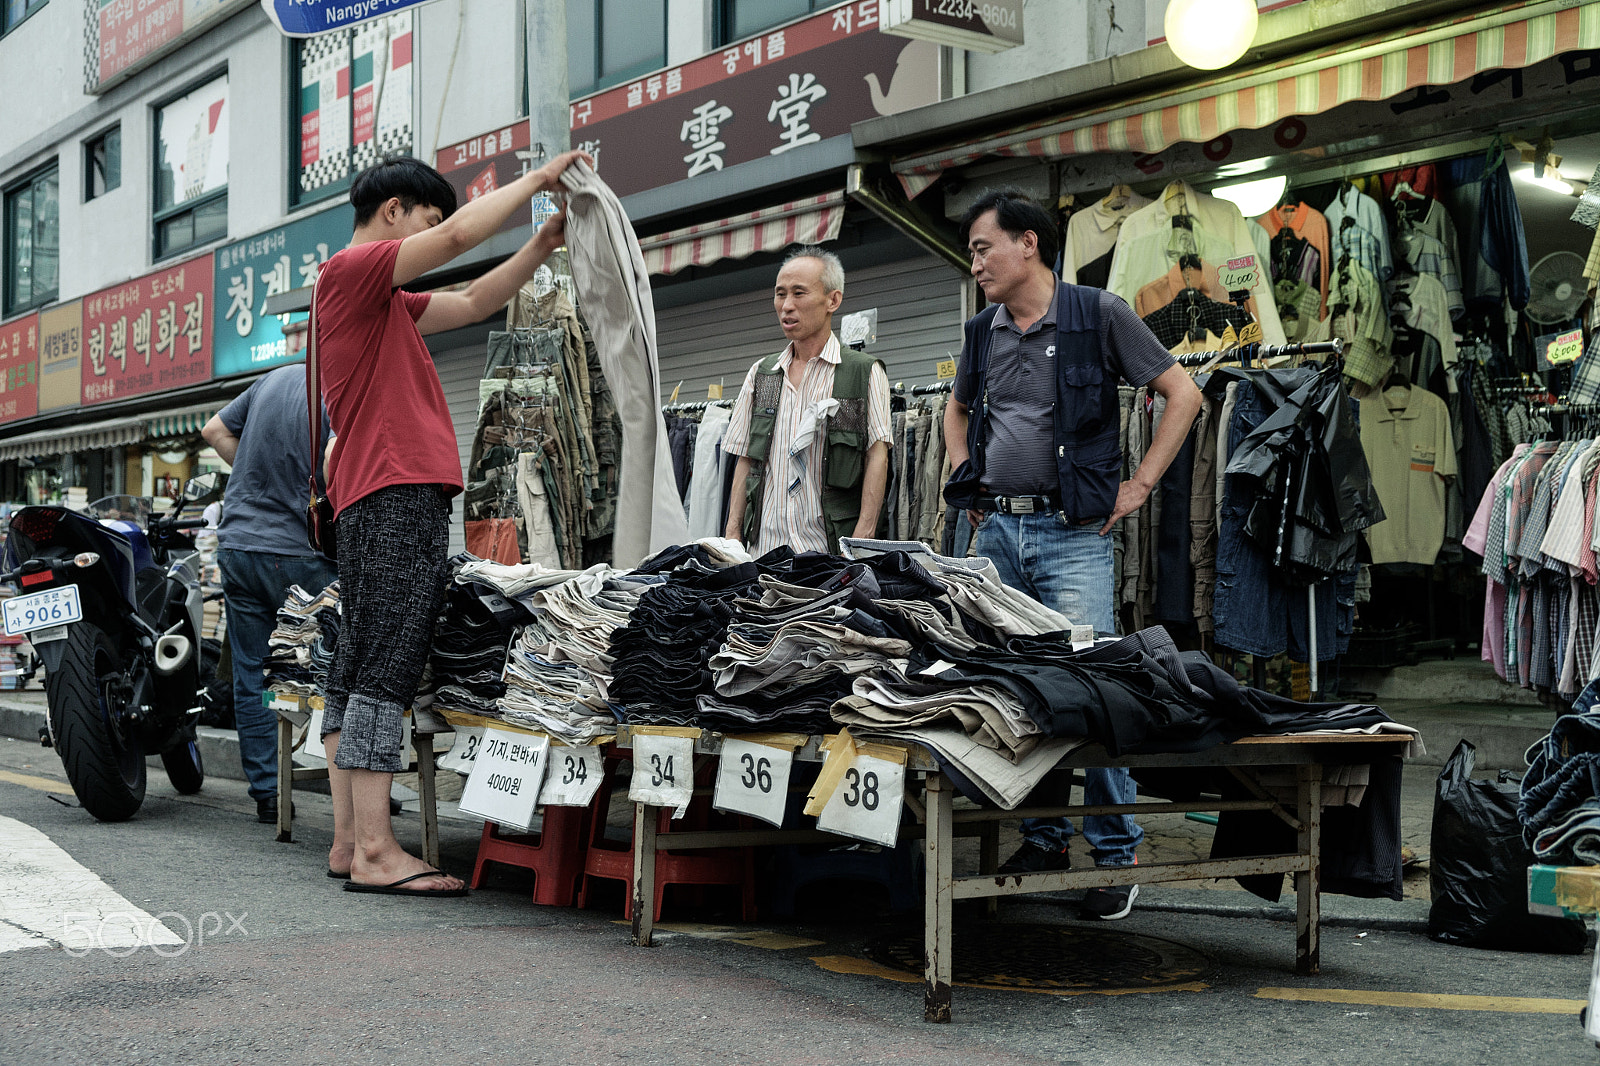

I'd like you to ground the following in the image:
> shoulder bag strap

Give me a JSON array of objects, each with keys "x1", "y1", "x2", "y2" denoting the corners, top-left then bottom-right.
[{"x1": 306, "y1": 273, "x2": 325, "y2": 497}]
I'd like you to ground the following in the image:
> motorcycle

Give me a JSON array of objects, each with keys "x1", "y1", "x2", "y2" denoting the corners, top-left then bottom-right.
[{"x1": 2, "y1": 473, "x2": 226, "y2": 821}]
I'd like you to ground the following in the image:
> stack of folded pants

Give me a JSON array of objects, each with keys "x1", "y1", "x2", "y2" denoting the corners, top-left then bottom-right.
[{"x1": 263, "y1": 581, "x2": 341, "y2": 696}]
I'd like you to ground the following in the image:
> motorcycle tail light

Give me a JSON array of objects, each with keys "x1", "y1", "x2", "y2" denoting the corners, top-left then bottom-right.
[
  {"x1": 19, "y1": 571, "x2": 51, "y2": 587},
  {"x1": 11, "y1": 510, "x2": 61, "y2": 543}
]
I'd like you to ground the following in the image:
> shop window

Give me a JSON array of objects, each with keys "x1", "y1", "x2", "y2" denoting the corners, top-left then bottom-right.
[
  {"x1": 154, "y1": 74, "x2": 229, "y2": 260},
  {"x1": 1, "y1": 0, "x2": 47, "y2": 36},
  {"x1": 716, "y1": 0, "x2": 819, "y2": 45},
  {"x1": 85, "y1": 125, "x2": 121, "y2": 201},
  {"x1": 291, "y1": 13, "x2": 415, "y2": 209},
  {"x1": 3, "y1": 164, "x2": 58, "y2": 316},
  {"x1": 569, "y1": 0, "x2": 666, "y2": 98}
]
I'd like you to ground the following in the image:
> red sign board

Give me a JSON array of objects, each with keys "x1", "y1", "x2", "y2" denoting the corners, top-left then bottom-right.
[
  {"x1": 436, "y1": 123, "x2": 534, "y2": 237},
  {"x1": 0, "y1": 313, "x2": 40, "y2": 425},
  {"x1": 82, "y1": 256, "x2": 213, "y2": 406},
  {"x1": 568, "y1": 0, "x2": 937, "y2": 198},
  {"x1": 98, "y1": 0, "x2": 184, "y2": 85}
]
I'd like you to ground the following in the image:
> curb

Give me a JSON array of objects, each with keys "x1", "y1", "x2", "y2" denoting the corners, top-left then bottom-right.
[{"x1": 0, "y1": 698, "x2": 251, "y2": 784}]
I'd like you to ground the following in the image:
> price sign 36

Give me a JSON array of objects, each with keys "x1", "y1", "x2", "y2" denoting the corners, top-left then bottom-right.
[{"x1": 713, "y1": 738, "x2": 795, "y2": 826}]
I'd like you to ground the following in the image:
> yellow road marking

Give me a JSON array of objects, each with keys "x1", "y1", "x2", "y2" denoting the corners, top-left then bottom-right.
[
  {"x1": 0, "y1": 769, "x2": 74, "y2": 795},
  {"x1": 809, "y1": 955, "x2": 1208, "y2": 998},
  {"x1": 1255, "y1": 988, "x2": 1585, "y2": 1014}
]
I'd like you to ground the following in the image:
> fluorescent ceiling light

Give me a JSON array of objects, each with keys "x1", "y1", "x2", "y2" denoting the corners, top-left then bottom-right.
[
  {"x1": 1209, "y1": 174, "x2": 1287, "y2": 218},
  {"x1": 1516, "y1": 166, "x2": 1575, "y2": 194}
]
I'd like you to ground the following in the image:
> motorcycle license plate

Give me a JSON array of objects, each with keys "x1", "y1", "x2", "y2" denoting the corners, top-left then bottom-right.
[{"x1": 3, "y1": 585, "x2": 82, "y2": 636}]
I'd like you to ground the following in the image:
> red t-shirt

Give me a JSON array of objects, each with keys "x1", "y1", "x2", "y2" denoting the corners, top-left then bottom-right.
[{"x1": 316, "y1": 239, "x2": 462, "y2": 516}]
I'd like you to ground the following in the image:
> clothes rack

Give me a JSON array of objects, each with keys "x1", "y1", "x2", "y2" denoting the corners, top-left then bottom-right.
[{"x1": 1172, "y1": 339, "x2": 1346, "y2": 368}]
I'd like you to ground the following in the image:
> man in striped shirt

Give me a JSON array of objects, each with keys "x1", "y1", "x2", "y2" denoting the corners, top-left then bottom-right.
[{"x1": 722, "y1": 247, "x2": 893, "y2": 556}]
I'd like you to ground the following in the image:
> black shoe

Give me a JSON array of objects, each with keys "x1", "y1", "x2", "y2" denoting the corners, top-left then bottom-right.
[
  {"x1": 256, "y1": 797, "x2": 295, "y2": 823},
  {"x1": 1081, "y1": 882, "x2": 1139, "y2": 920},
  {"x1": 997, "y1": 841, "x2": 1072, "y2": 874}
]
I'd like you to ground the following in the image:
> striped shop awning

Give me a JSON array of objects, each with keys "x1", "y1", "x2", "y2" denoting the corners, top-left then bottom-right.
[
  {"x1": 639, "y1": 190, "x2": 847, "y2": 276},
  {"x1": 0, "y1": 415, "x2": 146, "y2": 461},
  {"x1": 145, "y1": 405, "x2": 218, "y2": 441},
  {"x1": 893, "y1": 0, "x2": 1600, "y2": 197}
]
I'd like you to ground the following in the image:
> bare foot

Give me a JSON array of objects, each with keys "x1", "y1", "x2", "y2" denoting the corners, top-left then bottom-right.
[
  {"x1": 350, "y1": 846, "x2": 465, "y2": 891},
  {"x1": 327, "y1": 843, "x2": 355, "y2": 877}
]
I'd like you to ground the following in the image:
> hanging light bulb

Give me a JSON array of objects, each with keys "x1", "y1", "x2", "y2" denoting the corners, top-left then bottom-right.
[{"x1": 1165, "y1": 0, "x2": 1260, "y2": 70}]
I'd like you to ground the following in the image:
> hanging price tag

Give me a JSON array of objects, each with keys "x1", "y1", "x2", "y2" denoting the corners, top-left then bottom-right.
[
  {"x1": 707, "y1": 382, "x2": 724, "y2": 400},
  {"x1": 1219, "y1": 255, "x2": 1260, "y2": 293},
  {"x1": 459, "y1": 729, "x2": 550, "y2": 831},
  {"x1": 297, "y1": 702, "x2": 327, "y2": 763},
  {"x1": 936, "y1": 359, "x2": 957, "y2": 380},
  {"x1": 437, "y1": 726, "x2": 485, "y2": 775},
  {"x1": 1238, "y1": 322, "x2": 1263, "y2": 346},
  {"x1": 628, "y1": 734, "x2": 695, "y2": 817},
  {"x1": 816, "y1": 750, "x2": 906, "y2": 847},
  {"x1": 1548, "y1": 329, "x2": 1585, "y2": 365},
  {"x1": 539, "y1": 745, "x2": 605, "y2": 807},
  {"x1": 713, "y1": 738, "x2": 795, "y2": 826}
]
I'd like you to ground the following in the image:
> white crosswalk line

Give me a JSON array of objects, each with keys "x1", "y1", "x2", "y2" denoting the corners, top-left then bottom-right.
[{"x1": 0, "y1": 815, "x2": 184, "y2": 955}]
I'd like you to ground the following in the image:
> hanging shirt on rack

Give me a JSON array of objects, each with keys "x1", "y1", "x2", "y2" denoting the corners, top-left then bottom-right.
[
  {"x1": 1388, "y1": 273, "x2": 1458, "y2": 367},
  {"x1": 1330, "y1": 261, "x2": 1394, "y2": 391},
  {"x1": 1324, "y1": 184, "x2": 1394, "y2": 283},
  {"x1": 1257, "y1": 202, "x2": 1331, "y2": 317},
  {"x1": 1397, "y1": 230, "x2": 1465, "y2": 320},
  {"x1": 1106, "y1": 181, "x2": 1287, "y2": 344},
  {"x1": 1360, "y1": 384, "x2": 1457, "y2": 565},
  {"x1": 1274, "y1": 279, "x2": 1322, "y2": 343},
  {"x1": 1134, "y1": 259, "x2": 1262, "y2": 320},
  {"x1": 1142, "y1": 291, "x2": 1254, "y2": 350},
  {"x1": 1063, "y1": 188, "x2": 1152, "y2": 288}
]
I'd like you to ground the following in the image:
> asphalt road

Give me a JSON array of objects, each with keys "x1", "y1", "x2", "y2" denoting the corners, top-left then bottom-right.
[{"x1": 2, "y1": 732, "x2": 1596, "y2": 1066}]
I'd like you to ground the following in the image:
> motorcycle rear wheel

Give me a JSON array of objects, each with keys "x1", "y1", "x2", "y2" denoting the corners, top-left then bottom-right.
[
  {"x1": 46, "y1": 622, "x2": 145, "y2": 821},
  {"x1": 160, "y1": 740, "x2": 204, "y2": 794}
]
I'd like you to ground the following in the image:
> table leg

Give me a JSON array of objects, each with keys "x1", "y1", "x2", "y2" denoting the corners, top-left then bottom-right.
[
  {"x1": 631, "y1": 802, "x2": 657, "y2": 947},
  {"x1": 275, "y1": 712, "x2": 293, "y2": 844},
  {"x1": 924, "y1": 772, "x2": 954, "y2": 1023},
  {"x1": 979, "y1": 821, "x2": 1000, "y2": 918},
  {"x1": 1295, "y1": 762, "x2": 1322, "y2": 976},
  {"x1": 415, "y1": 735, "x2": 440, "y2": 871}
]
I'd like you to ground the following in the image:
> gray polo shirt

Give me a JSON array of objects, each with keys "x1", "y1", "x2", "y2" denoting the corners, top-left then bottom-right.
[
  {"x1": 216, "y1": 364, "x2": 331, "y2": 556},
  {"x1": 953, "y1": 286, "x2": 1175, "y2": 496}
]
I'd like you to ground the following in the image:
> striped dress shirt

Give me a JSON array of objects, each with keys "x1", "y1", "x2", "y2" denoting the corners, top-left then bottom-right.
[{"x1": 722, "y1": 333, "x2": 893, "y2": 557}]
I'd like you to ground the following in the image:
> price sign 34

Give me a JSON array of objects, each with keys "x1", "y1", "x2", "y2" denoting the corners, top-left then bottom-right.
[{"x1": 628, "y1": 734, "x2": 696, "y2": 818}]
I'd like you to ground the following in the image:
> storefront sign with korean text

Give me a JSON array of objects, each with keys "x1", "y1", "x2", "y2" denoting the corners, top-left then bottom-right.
[
  {"x1": 569, "y1": 1, "x2": 938, "y2": 198},
  {"x1": 0, "y1": 314, "x2": 40, "y2": 425},
  {"x1": 261, "y1": 0, "x2": 442, "y2": 36},
  {"x1": 82, "y1": 256, "x2": 213, "y2": 406},
  {"x1": 436, "y1": 123, "x2": 534, "y2": 238},
  {"x1": 96, "y1": 0, "x2": 252, "y2": 89},
  {"x1": 880, "y1": 0, "x2": 1024, "y2": 53},
  {"x1": 38, "y1": 303, "x2": 82, "y2": 412},
  {"x1": 213, "y1": 204, "x2": 353, "y2": 378}
]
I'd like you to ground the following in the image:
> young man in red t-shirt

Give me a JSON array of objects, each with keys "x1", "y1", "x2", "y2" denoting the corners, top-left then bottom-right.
[{"x1": 317, "y1": 151, "x2": 588, "y2": 897}]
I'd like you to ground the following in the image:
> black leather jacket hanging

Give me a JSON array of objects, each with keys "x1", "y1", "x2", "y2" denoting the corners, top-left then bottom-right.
[{"x1": 1209, "y1": 363, "x2": 1385, "y2": 581}]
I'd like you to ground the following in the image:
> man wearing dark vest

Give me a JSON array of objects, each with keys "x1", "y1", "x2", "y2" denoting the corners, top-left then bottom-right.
[
  {"x1": 723, "y1": 246, "x2": 892, "y2": 556},
  {"x1": 944, "y1": 190, "x2": 1203, "y2": 920}
]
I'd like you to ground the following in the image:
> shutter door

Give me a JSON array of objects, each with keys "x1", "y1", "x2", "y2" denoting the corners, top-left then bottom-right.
[
  {"x1": 431, "y1": 342, "x2": 486, "y2": 557},
  {"x1": 655, "y1": 253, "x2": 962, "y2": 398}
]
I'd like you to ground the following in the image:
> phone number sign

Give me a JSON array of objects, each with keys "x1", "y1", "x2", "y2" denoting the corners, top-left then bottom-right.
[{"x1": 82, "y1": 255, "x2": 213, "y2": 406}]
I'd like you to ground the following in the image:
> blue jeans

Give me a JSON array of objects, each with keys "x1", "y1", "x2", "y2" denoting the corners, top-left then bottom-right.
[
  {"x1": 218, "y1": 548, "x2": 339, "y2": 801},
  {"x1": 972, "y1": 511, "x2": 1143, "y2": 866}
]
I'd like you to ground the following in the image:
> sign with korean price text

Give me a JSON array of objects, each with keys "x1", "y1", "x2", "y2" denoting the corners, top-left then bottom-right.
[
  {"x1": 1220, "y1": 256, "x2": 1261, "y2": 294},
  {"x1": 436, "y1": 123, "x2": 534, "y2": 239},
  {"x1": 0, "y1": 312, "x2": 40, "y2": 425},
  {"x1": 539, "y1": 745, "x2": 606, "y2": 808},
  {"x1": 459, "y1": 729, "x2": 550, "y2": 831},
  {"x1": 880, "y1": 0, "x2": 1024, "y2": 54},
  {"x1": 82, "y1": 256, "x2": 213, "y2": 406},
  {"x1": 38, "y1": 303, "x2": 83, "y2": 412},
  {"x1": 628, "y1": 733, "x2": 696, "y2": 818},
  {"x1": 713, "y1": 738, "x2": 795, "y2": 827},
  {"x1": 436, "y1": 725, "x2": 484, "y2": 775},
  {"x1": 569, "y1": 1, "x2": 938, "y2": 199},
  {"x1": 1547, "y1": 329, "x2": 1585, "y2": 366},
  {"x1": 212, "y1": 204, "x2": 353, "y2": 378}
]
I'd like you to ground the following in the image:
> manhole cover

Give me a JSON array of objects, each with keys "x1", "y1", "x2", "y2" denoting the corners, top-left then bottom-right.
[{"x1": 868, "y1": 923, "x2": 1211, "y2": 991}]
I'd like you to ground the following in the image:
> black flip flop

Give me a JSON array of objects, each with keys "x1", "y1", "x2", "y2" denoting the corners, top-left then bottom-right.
[
  {"x1": 343, "y1": 870, "x2": 467, "y2": 897},
  {"x1": 327, "y1": 868, "x2": 351, "y2": 880}
]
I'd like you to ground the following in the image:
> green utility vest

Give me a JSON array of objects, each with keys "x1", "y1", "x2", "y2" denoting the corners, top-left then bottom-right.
[{"x1": 741, "y1": 349, "x2": 881, "y2": 551}]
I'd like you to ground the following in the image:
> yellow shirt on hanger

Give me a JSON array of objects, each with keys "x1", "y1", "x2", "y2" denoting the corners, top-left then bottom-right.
[{"x1": 1359, "y1": 384, "x2": 1458, "y2": 565}]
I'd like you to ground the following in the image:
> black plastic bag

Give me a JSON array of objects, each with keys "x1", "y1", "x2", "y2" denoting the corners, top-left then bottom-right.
[{"x1": 1427, "y1": 740, "x2": 1587, "y2": 953}]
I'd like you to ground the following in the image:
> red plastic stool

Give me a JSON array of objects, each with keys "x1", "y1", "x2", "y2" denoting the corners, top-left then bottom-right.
[
  {"x1": 577, "y1": 756, "x2": 756, "y2": 922},
  {"x1": 469, "y1": 803, "x2": 591, "y2": 906}
]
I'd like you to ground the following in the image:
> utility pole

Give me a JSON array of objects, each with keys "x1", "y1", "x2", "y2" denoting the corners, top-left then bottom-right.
[{"x1": 524, "y1": 0, "x2": 571, "y2": 169}]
